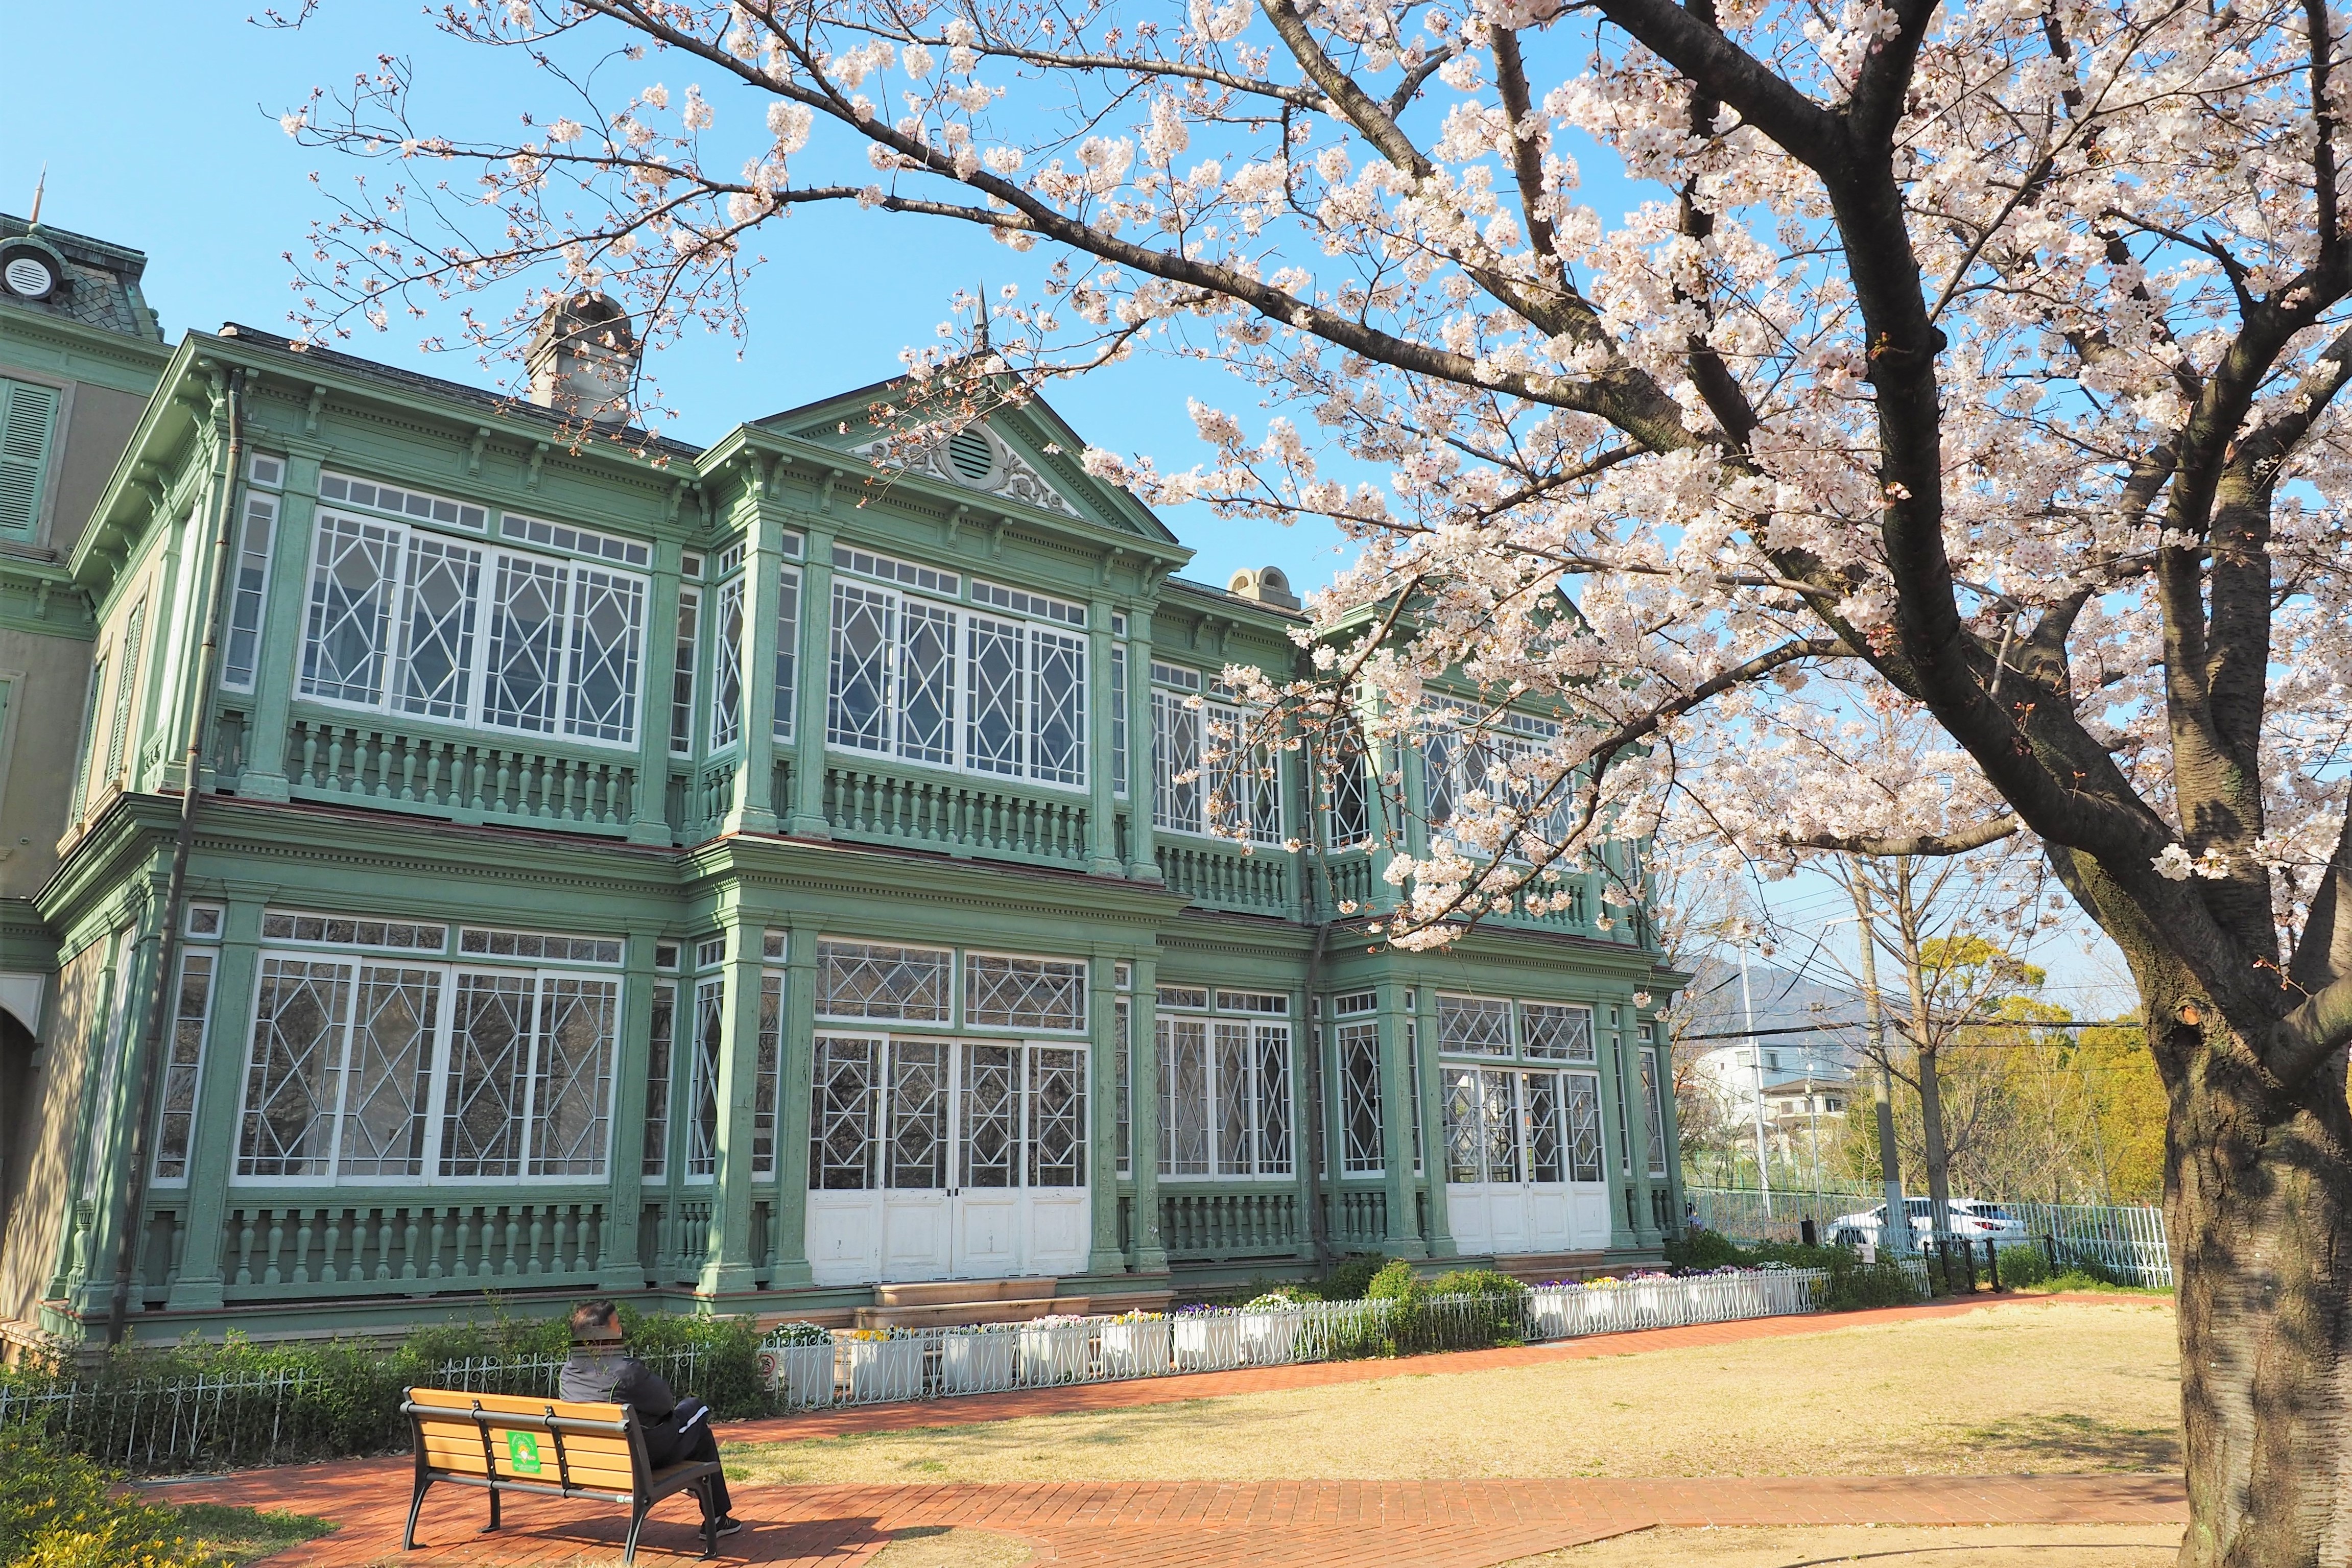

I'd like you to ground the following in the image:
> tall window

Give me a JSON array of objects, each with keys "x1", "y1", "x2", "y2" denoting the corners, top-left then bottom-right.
[
  {"x1": 709, "y1": 577, "x2": 745, "y2": 751},
  {"x1": 643, "y1": 981, "x2": 674, "y2": 1179},
  {"x1": 234, "y1": 920, "x2": 620, "y2": 1182},
  {"x1": 755, "y1": 972, "x2": 783, "y2": 1178},
  {"x1": 1157, "y1": 988, "x2": 1291, "y2": 1178},
  {"x1": 1641, "y1": 1036, "x2": 1668, "y2": 1178},
  {"x1": 299, "y1": 508, "x2": 647, "y2": 745},
  {"x1": 1333, "y1": 999, "x2": 1384, "y2": 1175},
  {"x1": 687, "y1": 974, "x2": 724, "y2": 1178},
  {"x1": 1111, "y1": 643, "x2": 1129, "y2": 798},
  {"x1": 669, "y1": 588, "x2": 700, "y2": 755},
  {"x1": 827, "y1": 559, "x2": 1087, "y2": 787},
  {"x1": 222, "y1": 491, "x2": 278, "y2": 691},
  {"x1": 1151, "y1": 664, "x2": 1281, "y2": 842},
  {"x1": 1438, "y1": 990, "x2": 1607, "y2": 1188},
  {"x1": 773, "y1": 565, "x2": 801, "y2": 742},
  {"x1": 0, "y1": 377, "x2": 59, "y2": 537},
  {"x1": 151, "y1": 949, "x2": 218, "y2": 1183},
  {"x1": 1423, "y1": 698, "x2": 1574, "y2": 852},
  {"x1": 104, "y1": 600, "x2": 146, "y2": 785},
  {"x1": 1322, "y1": 724, "x2": 1372, "y2": 849}
]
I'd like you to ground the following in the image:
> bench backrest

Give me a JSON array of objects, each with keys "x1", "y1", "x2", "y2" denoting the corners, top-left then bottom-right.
[{"x1": 406, "y1": 1387, "x2": 643, "y2": 1500}]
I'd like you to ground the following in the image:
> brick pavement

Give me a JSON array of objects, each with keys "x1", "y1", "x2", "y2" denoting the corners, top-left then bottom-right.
[{"x1": 150, "y1": 1293, "x2": 2181, "y2": 1567}]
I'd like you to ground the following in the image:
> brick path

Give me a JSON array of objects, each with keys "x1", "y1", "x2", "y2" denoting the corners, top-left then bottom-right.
[{"x1": 152, "y1": 1293, "x2": 2182, "y2": 1567}]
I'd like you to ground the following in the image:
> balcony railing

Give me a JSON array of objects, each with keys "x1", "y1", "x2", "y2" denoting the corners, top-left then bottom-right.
[
  {"x1": 218, "y1": 1197, "x2": 612, "y2": 1300},
  {"x1": 640, "y1": 1194, "x2": 715, "y2": 1286},
  {"x1": 1330, "y1": 1186, "x2": 1390, "y2": 1249},
  {"x1": 1159, "y1": 1186, "x2": 1305, "y2": 1261},
  {"x1": 284, "y1": 715, "x2": 637, "y2": 835},
  {"x1": 823, "y1": 763, "x2": 1094, "y2": 867},
  {"x1": 1156, "y1": 841, "x2": 1293, "y2": 916}
]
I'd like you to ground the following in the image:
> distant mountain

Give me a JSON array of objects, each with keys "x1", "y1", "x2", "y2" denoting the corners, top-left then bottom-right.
[{"x1": 1668, "y1": 953, "x2": 1870, "y2": 1071}]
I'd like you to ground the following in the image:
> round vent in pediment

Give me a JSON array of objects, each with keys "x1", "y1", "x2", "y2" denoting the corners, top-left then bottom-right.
[
  {"x1": 947, "y1": 426, "x2": 998, "y2": 483},
  {"x1": 1, "y1": 246, "x2": 61, "y2": 301}
]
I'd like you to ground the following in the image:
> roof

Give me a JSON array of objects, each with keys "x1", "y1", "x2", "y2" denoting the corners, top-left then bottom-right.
[
  {"x1": 1162, "y1": 573, "x2": 1306, "y2": 623},
  {"x1": 0, "y1": 212, "x2": 162, "y2": 342},
  {"x1": 216, "y1": 323, "x2": 705, "y2": 461}
]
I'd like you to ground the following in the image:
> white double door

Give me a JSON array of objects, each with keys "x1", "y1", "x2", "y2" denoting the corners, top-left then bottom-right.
[
  {"x1": 805, "y1": 1036, "x2": 1090, "y2": 1286},
  {"x1": 1442, "y1": 1064, "x2": 1612, "y2": 1255}
]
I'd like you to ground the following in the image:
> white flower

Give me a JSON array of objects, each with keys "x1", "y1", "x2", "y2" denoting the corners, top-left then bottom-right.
[{"x1": 2152, "y1": 844, "x2": 2196, "y2": 881}]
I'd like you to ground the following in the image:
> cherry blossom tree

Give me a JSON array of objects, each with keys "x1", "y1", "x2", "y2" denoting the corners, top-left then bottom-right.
[{"x1": 283, "y1": 0, "x2": 2352, "y2": 1557}]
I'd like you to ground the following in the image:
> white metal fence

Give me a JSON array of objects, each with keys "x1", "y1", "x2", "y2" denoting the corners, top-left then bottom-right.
[
  {"x1": 756, "y1": 1269, "x2": 1828, "y2": 1411},
  {"x1": 1687, "y1": 1185, "x2": 2174, "y2": 1288}
]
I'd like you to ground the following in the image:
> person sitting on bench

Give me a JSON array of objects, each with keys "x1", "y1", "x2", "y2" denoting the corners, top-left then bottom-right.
[{"x1": 559, "y1": 1299, "x2": 742, "y2": 1538}]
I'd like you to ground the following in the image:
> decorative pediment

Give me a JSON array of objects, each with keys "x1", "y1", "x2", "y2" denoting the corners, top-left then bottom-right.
[{"x1": 851, "y1": 423, "x2": 1082, "y2": 519}]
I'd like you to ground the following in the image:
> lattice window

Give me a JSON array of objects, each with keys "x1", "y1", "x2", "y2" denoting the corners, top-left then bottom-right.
[
  {"x1": 1406, "y1": 1018, "x2": 1422, "y2": 1177},
  {"x1": 710, "y1": 577, "x2": 745, "y2": 751},
  {"x1": 1522, "y1": 1003, "x2": 1595, "y2": 1061},
  {"x1": 816, "y1": 940, "x2": 951, "y2": 1021},
  {"x1": 1525, "y1": 1071, "x2": 1566, "y2": 1183},
  {"x1": 566, "y1": 568, "x2": 644, "y2": 742},
  {"x1": 339, "y1": 965, "x2": 440, "y2": 1178},
  {"x1": 964, "y1": 952, "x2": 1086, "y2": 1032},
  {"x1": 827, "y1": 580, "x2": 892, "y2": 751},
  {"x1": 1441, "y1": 1066, "x2": 1482, "y2": 1184},
  {"x1": 1159, "y1": 1016, "x2": 1209, "y2": 1176},
  {"x1": 671, "y1": 586, "x2": 700, "y2": 755},
  {"x1": 440, "y1": 973, "x2": 532, "y2": 1176},
  {"x1": 1255, "y1": 1023, "x2": 1293, "y2": 1175},
  {"x1": 899, "y1": 598, "x2": 957, "y2": 764},
  {"x1": 687, "y1": 977, "x2": 724, "y2": 1178},
  {"x1": 395, "y1": 534, "x2": 481, "y2": 719},
  {"x1": 960, "y1": 1043, "x2": 1020, "y2": 1189},
  {"x1": 1152, "y1": 688, "x2": 1202, "y2": 834},
  {"x1": 484, "y1": 555, "x2": 565, "y2": 733},
  {"x1": 1642, "y1": 1046, "x2": 1668, "y2": 1178},
  {"x1": 151, "y1": 952, "x2": 217, "y2": 1183},
  {"x1": 302, "y1": 514, "x2": 396, "y2": 703},
  {"x1": 1114, "y1": 998, "x2": 1132, "y2": 1177},
  {"x1": 772, "y1": 566, "x2": 801, "y2": 742},
  {"x1": 754, "y1": 975, "x2": 783, "y2": 1177},
  {"x1": 1029, "y1": 1046, "x2": 1087, "y2": 1187},
  {"x1": 1031, "y1": 627, "x2": 1087, "y2": 785},
  {"x1": 1564, "y1": 1071, "x2": 1604, "y2": 1182},
  {"x1": 530, "y1": 977, "x2": 617, "y2": 1176},
  {"x1": 1479, "y1": 1067, "x2": 1521, "y2": 1183},
  {"x1": 1323, "y1": 725, "x2": 1372, "y2": 849},
  {"x1": 809, "y1": 1035, "x2": 878, "y2": 1190},
  {"x1": 643, "y1": 981, "x2": 674, "y2": 1179},
  {"x1": 1216, "y1": 1020, "x2": 1253, "y2": 1174},
  {"x1": 965, "y1": 612, "x2": 1023, "y2": 775},
  {"x1": 1339, "y1": 1021, "x2": 1385, "y2": 1175},
  {"x1": 887, "y1": 1039, "x2": 948, "y2": 1189},
  {"x1": 1438, "y1": 994, "x2": 1513, "y2": 1056},
  {"x1": 237, "y1": 958, "x2": 353, "y2": 1178},
  {"x1": 222, "y1": 492, "x2": 278, "y2": 691},
  {"x1": 1205, "y1": 702, "x2": 1284, "y2": 844},
  {"x1": 1111, "y1": 644, "x2": 1129, "y2": 798}
]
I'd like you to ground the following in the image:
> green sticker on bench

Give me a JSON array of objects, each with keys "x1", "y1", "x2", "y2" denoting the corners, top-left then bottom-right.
[{"x1": 506, "y1": 1431, "x2": 543, "y2": 1475}]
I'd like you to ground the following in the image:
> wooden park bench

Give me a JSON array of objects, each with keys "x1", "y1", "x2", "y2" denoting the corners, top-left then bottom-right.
[{"x1": 401, "y1": 1387, "x2": 722, "y2": 1563}]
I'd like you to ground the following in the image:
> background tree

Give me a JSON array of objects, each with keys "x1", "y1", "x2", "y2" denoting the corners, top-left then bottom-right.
[{"x1": 286, "y1": 1, "x2": 2352, "y2": 1557}]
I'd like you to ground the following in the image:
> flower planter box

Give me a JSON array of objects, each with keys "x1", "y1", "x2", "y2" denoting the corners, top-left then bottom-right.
[
  {"x1": 759, "y1": 1341, "x2": 838, "y2": 1409},
  {"x1": 1172, "y1": 1315, "x2": 1243, "y2": 1372},
  {"x1": 846, "y1": 1337, "x2": 926, "y2": 1403},
  {"x1": 1016, "y1": 1320, "x2": 1093, "y2": 1386},
  {"x1": 940, "y1": 1330, "x2": 1016, "y2": 1394},
  {"x1": 1237, "y1": 1309, "x2": 1304, "y2": 1365},
  {"x1": 1098, "y1": 1319, "x2": 1172, "y2": 1378}
]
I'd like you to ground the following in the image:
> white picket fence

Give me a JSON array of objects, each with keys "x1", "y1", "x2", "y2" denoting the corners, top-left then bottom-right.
[
  {"x1": 1688, "y1": 1185, "x2": 2175, "y2": 1288},
  {"x1": 757, "y1": 1268, "x2": 1827, "y2": 1412}
]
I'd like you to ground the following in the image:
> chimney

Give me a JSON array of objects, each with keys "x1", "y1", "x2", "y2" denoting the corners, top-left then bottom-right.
[
  {"x1": 527, "y1": 291, "x2": 637, "y2": 429},
  {"x1": 1227, "y1": 565, "x2": 1300, "y2": 610}
]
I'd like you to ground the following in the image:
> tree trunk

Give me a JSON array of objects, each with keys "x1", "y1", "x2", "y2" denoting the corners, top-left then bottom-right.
[
  {"x1": 1918, "y1": 1044, "x2": 1953, "y2": 1224},
  {"x1": 2161, "y1": 1000, "x2": 2352, "y2": 1568}
]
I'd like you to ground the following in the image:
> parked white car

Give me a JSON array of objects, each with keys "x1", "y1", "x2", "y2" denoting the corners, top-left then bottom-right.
[{"x1": 1830, "y1": 1197, "x2": 2027, "y2": 1245}]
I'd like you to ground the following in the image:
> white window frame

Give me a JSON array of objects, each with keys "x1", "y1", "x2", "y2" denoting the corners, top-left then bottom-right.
[{"x1": 221, "y1": 491, "x2": 278, "y2": 692}]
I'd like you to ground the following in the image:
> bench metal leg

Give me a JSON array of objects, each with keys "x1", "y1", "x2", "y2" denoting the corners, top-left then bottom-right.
[
  {"x1": 623, "y1": 1500, "x2": 649, "y2": 1565},
  {"x1": 702, "y1": 1477, "x2": 719, "y2": 1558},
  {"x1": 485, "y1": 1484, "x2": 502, "y2": 1534},
  {"x1": 402, "y1": 1476, "x2": 430, "y2": 1551}
]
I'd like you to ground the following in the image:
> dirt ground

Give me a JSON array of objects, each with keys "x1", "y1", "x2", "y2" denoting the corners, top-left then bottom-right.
[{"x1": 727, "y1": 1299, "x2": 2180, "y2": 1488}]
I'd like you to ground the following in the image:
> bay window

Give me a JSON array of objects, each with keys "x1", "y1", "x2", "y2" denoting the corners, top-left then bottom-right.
[
  {"x1": 1157, "y1": 990, "x2": 1292, "y2": 1179},
  {"x1": 1150, "y1": 663, "x2": 1283, "y2": 842},
  {"x1": 299, "y1": 506, "x2": 647, "y2": 747}
]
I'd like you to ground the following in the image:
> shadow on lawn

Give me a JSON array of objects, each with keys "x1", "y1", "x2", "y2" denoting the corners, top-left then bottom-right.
[{"x1": 1956, "y1": 1413, "x2": 2179, "y2": 1471}]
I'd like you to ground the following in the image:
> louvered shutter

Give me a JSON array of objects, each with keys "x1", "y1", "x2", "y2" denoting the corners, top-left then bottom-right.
[{"x1": 0, "y1": 379, "x2": 60, "y2": 536}]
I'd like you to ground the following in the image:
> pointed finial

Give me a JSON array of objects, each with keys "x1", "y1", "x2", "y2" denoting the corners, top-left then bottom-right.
[
  {"x1": 974, "y1": 279, "x2": 990, "y2": 352},
  {"x1": 27, "y1": 164, "x2": 46, "y2": 228}
]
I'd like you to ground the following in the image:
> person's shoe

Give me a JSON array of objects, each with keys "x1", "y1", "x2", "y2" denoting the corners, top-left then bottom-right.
[{"x1": 712, "y1": 1517, "x2": 745, "y2": 1537}]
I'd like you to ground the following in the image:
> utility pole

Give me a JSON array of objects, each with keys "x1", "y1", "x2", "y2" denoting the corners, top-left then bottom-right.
[
  {"x1": 1741, "y1": 946, "x2": 1772, "y2": 1217},
  {"x1": 1849, "y1": 878, "x2": 1909, "y2": 1255}
]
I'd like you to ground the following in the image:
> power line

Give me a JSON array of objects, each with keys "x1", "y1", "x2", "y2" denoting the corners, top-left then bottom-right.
[{"x1": 1675, "y1": 1017, "x2": 2141, "y2": 1043}]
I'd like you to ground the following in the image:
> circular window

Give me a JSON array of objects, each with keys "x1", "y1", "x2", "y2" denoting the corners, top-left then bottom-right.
[
  {"x1": 946, "y1": 427, "x2": 996, "y2": 483},
  {"x1": 2, "y1": 253, "x2": 58, "y2": 301}
]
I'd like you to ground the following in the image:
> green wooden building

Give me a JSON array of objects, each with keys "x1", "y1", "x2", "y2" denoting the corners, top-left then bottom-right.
[{"x1": 0, "y1": 214, "x2": 1684, "y2": 1347}]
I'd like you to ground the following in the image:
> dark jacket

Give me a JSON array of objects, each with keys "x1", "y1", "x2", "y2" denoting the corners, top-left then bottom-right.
[{"x1": 559, "y1": 1348, "x2": 677, "y2": 1420}]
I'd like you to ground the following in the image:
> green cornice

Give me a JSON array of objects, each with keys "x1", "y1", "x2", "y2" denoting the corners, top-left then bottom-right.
[
  {"x1": 0, "y1": 552, "x2": 93, "y2": 638},
  {"x1": 0, "y1": 299, "x2": 173, "y2": 396}
]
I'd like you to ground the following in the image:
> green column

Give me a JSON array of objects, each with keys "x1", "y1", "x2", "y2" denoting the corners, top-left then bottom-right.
[
  {"x1": 1086, "y1": 954, "x2": 1123, "y2": 1273},
  {"x1": 601, "y1": 930, "x2": 659, "y2": 1290},
  {"x1": 165, "y1": 891, "x2": 269, "y2": 1311},
  {"x1": 1415, "y1": 985, "x2": 1457, "y2": 1257},
  {"x1": 767, "y1": 921, "x2": 818, "y2": 1289},
  {"x1": 786, "y1": 526, "x2": 834, "y2": 836},
  {"x1": 1123, "y1": 607, "x2": 1160, "y2": 881},
  {"x1": 725, "y1": 510, "x2": 782, "y2": 833},
  {"x1": 1632, "y1": 1018, "x2": 1664, "y2": 1246},
  {"x1": 1647, "y1": 1017, "x2": 1684, "y2": 1235},
  {"x1": 627, "y1": 542, "x2": 682, "y2": 846},
  {"x1": 1084, "y1": 599, "x2": 1123, "y2": 877},
  {"x1": 1605, "y1": 1003, "x2": 1638, "y2": 1251},
  {"x1": 1127, "y1": 956, "x2": 1166, "y2": 1271},
  {"x1": 67, "y1": 892, "x2": 163, "y2": 1317},
  {"x1": 699, "y1": 922, "x2": 761, "y2": 1297},
  {"x1": 232, "y1": 438, "x2": 328, "y2": 804},
  {"x1": 1377, "y1": 987, "x2": 1424, "y2": 1258}
]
